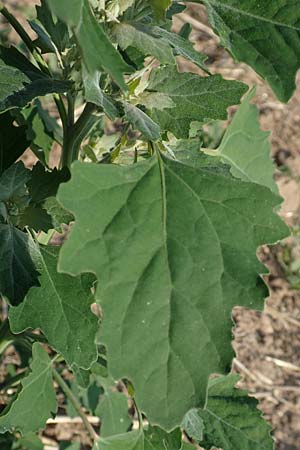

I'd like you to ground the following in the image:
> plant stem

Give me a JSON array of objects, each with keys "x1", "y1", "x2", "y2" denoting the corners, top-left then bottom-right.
[{"x1": 52, "y1": 368, "x2": 99, "y2": 442}]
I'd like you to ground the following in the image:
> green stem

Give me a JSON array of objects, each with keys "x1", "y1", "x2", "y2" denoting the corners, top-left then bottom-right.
[
  {"x1": 61, "y1": 102, "x2": 97, "y2": 168},
  {"x1": 52, "y1": 368, "x2": 99, "y2": 442}
]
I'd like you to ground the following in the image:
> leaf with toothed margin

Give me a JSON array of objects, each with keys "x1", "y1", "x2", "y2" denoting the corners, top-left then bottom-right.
[
  {"x1": 197, "y1": 374, "x2": 274, "y2": 450},
  {"x1": 57, "y1": 154, "x2": 288, "y2": 430},
  {"x1": 147, "y1": 66, "x2": 247, "y2": 138},
  {"x1": 0, "y1": 343, "x2": 57, "y2": 435},
  {"x1": 9, "y1": 245, "x2": 98, "y2": 369}
]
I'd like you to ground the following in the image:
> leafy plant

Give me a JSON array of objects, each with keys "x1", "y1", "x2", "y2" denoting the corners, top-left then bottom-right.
[{"x1": 0, "y1": 0, "x2": 294, "y2": 448}]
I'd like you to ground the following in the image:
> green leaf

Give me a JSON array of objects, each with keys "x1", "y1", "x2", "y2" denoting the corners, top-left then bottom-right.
[
  {"x1": 113, "y1": 23, "x2": 174, "y2": 65},
  {"x1": 0, "y1": 162, "x2": 30, "y2": 203},
  {"x1": 148, "y1": 67, "x2": 247, "y2": 137},
  {"x1": 123, "y1": 102, "x2": 161, "y2": 140},
  {"x1": 19, "y1": 205, "x2": 53, "y2": 232},
  {"x1": 95, "y1": 391, "x2": 132, "y2": 437},
  {"x1": 150, "y1": 0, "x2": 171, "y2": 19},
  {"x1": 83, "y1": 68, "x2": 119, "y2": 120},
  {"x1": 216, "y1": 88, "x2": 277, "y2": 192},
  {"x1": 93, "y1": 430, "x2": 144, "y2": 450},
  {"x1": 201, "y1": 0, "x2": 300, "y2": 102},
  {"x1": 0, "y1": 112, "x2": 30, "y2": 174},
  {"x1": 182, "y1": 409, "x2": 204, "y2": 442},
  {"x1": 57, "y1": 155, "x2": 288, "y2": 429},
  {"x1": 0, "y1": 224, "x2": 40, "y2": 305},
  {"x1": 47, "y1": 0, "x2": 131, "y2": 90},
  {"x1": 0, "y1": 46, "x2": 71, "y2": 112},
  {"x1": 198, "y1": 374, "x2": 274, "y2": 450},
  {"x1": 36, "y1": 0, "x2": 69, "y2": 52},
  {"x1": 152, "y1": 27, "x2": 208, "y2": 71},
  {"x1": 28, "y1": 162, "x2": 70, "y2": 204},
  {"x1": 135, "y1": 92, "x2": 175, "y2": 111},
  {"x1": 43, "y1": 196, "x2": 74, "y2": 231},
  {"x1": 9, "y1": 245, "x2": 98, "y2": 369},
  {"x1": 144, "y1": 426, "x2": 182, "y2": 450},
  {"x1": 14, "y1": 433, "x2": 43, "y2": 450},
  {"x1": 0, "y1": 343, "x2": 57, "y2": 435}
]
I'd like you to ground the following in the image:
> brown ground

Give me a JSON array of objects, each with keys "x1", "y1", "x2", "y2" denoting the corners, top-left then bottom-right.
[{"x1": 1, "y1": 1, "x2": 300, "y2": 449}]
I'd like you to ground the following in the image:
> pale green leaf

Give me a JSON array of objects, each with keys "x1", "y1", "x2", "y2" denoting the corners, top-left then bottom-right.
[
  {"x1": 83, "y1": 68, "x2": 119, "y2": 120},
  {"x1": 9, "y1": 246, "x2": 98, "y2": 369},
  {"x1": 93, "y1": 430, "x2": 143, "y2": 450},
  {"x1": 198, "y1": 374, "x2": 274, "y2": 450},
  {"x1": 0, "y1": 225, "x2": 40, "y2": 306},
  {"x1": 182, "y1": 409, "x2": 204, "y2": 442},
  {"x1": 47, "y1": 0, "x2": 131, "y2": 89},
  {"x1": 201, "y1": 0, "x2": 300, "y2": 102},
  {"x1": 0, "y1": 343, "x2": 57, "y2": 435},
  {"x1": 123, "y1": 102, "x2": 161, "y2": 140},
  {"x1": 216, "y1": 88, "x2": 277, "y2": 192},
  {"x1": 57, "y1": 155, "x2": 288, "y2": 429},
  {"x1": 134, "y1": 92, "x2": 175, "y2": 111},
  {"x1": 113, "y1": 23, "x2": 174, "y2": 65},
  {"x1": 95, "y1": 391, "x2": 132, "y2": 437},
  {"x1": 148, "y1": 67, "x2": 247, "y2": 137},
  {"x1": 152, "y1": 27, "x2": 208, "y2": 71},
  {"x1": 144, "y1": 426, "x2": 181, "y2": 450},
  {"x1": 0, "y1": 46, "x2": 71, "y2": 113},
  {"x1": 150, "y1": 0, "x2": 171, "y2": 19}
]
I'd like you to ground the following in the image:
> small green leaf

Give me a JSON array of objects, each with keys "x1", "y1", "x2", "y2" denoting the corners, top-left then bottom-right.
[
  {"x1": 150, "y1": 0, "x2": 171, "y2": 19},
  {"x1": 36, "y1": 0, "x2": 69, "y2": 52},
  {"x1": 135, "y1": 92, "x2": 175, "y2": 111},
  {"x1": 152, "y1": 27, "x2": 208, "y2": 71},
  {"x1": 144, "y1": 426, "x2": 182, "y2": 450},
  {"x1": 47, "y1": 0, "x2": 131, "y2": 89},
  {"x1": 9, "y1": 246, "x2": 98, "y2": 369},
  {"x1": 123, "y1": 102, "x2": 161, "y2": 141},
  {"x1": 95, "y1": 391, "x2": 132, "y2": 437},
  {"x1": 0, "y1": 46, "x2": 71, "y2": 112},
  {"x1": 0, "y1": 112, "x2": 30, "y2": 175},
  {"x1": 57, "y1": 155, "x2": 288, "y2": 429},
  {"x1": 0, "y1": 343, "x2": 57, "y2": 435},
  {"x1": 19, "y1": 205, "x2": 53, "y2": 232},
  {"x1": 93, "y1": 430, "x2": 144, "y2": 450},
  {"x1": 113, "y1": 23, "x2": 174, "y2": 65},
  {"x1": 43, "y1": 196, "x2": 74, "y2": 231},
  {"x1": 83, "y1": 68, "x2": 119, "y2": 120},
  {"x1": 148, "y1": 67, "x2": 247, "y2": 137},
  {"x1": 181, "y1": 409, "x2": 204, "y2": 442},
  {"x1": 201, "y1": 0, "x2": 300, "y2": 102},
  {"x1": 198, "y1": 374, "x2": 274, "y2": 450},
  {"x1": 28, "y1": 162, "x2": 70, "y2": 204},
  {"x1": 217, "y1": 88, "x2": 277, "y2": 192}
]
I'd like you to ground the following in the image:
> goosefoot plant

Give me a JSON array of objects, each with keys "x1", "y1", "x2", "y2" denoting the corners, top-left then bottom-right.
[{"x1": 0, "y1": 0, "x2": 296, "y2": 449}]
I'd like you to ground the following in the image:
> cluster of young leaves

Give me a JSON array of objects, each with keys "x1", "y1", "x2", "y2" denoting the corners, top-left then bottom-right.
[{"x1": 0, "y1": 0, "x2": 295, "y2": 448}]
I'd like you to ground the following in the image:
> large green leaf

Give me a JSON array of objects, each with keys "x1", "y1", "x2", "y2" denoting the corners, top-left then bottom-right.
[
  {"x1": 0, "y1": 224, "x2": 40, "y2": 306},
  {"x1": 93, "y1": 430, "x2": 144, "y2": 450},
  {"x1": 47, "y1": 0, "x2": 131, "y2": 89},
  {"x1": 0, "y1": 343, "x2": 57, "y2": 435},
  {"x1": 201, "y1": 0, "x2": 300, "y2": 102},
  {"x1": 0, "y1": 112, "x2": 30, "y2": 174},
  {"x1": 198, "y1": 374, "x2": 274, "y2": 450},
  {"x1": 57, "y1": 155, "x2": 287, "y2": 429},
  {"x1": 148, "y1": 67, "x2": 247, "y2": 137},
  {"x1": 0, "y1": 46, "x2": 71, "y2": 112},
  {"x1": 9, "y1": 246, "x2": 98, "y2": 369},
  {"x1": 209, "y1": 88, "x2": 277, "y2": 192},
  {"x1": 113, "y1": 23, "x2": 174, "y2": 65},
  {"x1": 95, "y1": 391, "x2": 132, "y2": 437}
]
